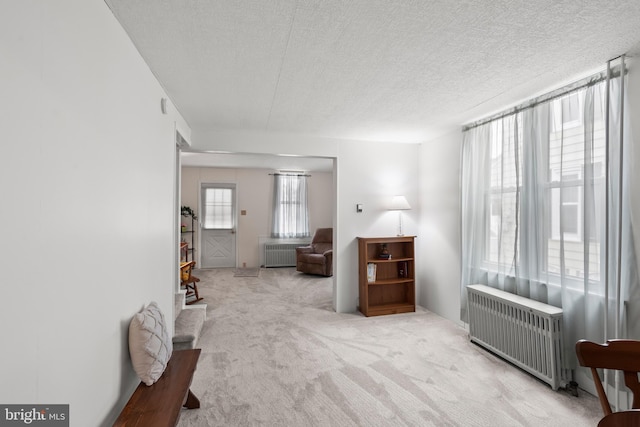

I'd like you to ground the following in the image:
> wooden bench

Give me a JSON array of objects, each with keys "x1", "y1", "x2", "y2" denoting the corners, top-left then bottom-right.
[{"x1": 114, "y1": 349, "x2": 201, "y2": 427}]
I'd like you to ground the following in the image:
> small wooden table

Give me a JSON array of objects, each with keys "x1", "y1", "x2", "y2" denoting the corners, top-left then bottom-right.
[{"x1": 598, "y1": 410, "x2": 640, "y2": 427}]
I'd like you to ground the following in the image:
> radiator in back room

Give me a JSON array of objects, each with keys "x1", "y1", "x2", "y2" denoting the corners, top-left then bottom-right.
[
  {"x1": 264, "y1": 243, "x2": 299, "y2": 267},
  {"x1": 466, "y1": 284, "x2": 567, "y2": 390}
]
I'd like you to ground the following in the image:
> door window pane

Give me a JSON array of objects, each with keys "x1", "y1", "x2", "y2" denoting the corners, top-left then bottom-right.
[{"x1": 203, "y1": 188, "x2": 233, "y2": 229}]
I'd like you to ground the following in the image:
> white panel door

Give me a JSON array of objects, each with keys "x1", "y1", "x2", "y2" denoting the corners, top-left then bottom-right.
[{"x1": 200, "y1": 184, "x2": 236, "y2": 268}]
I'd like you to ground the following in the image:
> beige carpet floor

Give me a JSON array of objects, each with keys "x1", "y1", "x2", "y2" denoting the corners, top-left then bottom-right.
[{"x1": 178, "y1": 267, "x2": 602, "y2": 427}]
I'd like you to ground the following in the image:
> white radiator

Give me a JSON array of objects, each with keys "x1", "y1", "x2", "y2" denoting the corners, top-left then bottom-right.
[
  {"x1": 467, "y1": 284, "x2": 567, "y2": 390},
  {"x1": 264, "y1": 243, "x2": 300, "y2": 267}
]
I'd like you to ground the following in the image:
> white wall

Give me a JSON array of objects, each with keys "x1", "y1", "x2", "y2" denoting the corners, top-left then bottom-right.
[
  {"x1": 335, "y1": 140, "x2": 420, "y2": 312},
  {"x1": 180, "y1": 166, "x2": 333, "y2": 268},
  {"x1": 194, "y1": 129, "x2": 339, "y2": 159},
  {"x1": 417, "y1": 131, "x2": 463, "y2": 325},
  {"x1": 0, "y1": 1, "x2": 188, "y2": 425}
]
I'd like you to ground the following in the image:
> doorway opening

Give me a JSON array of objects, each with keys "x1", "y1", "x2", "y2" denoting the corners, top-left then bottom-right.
[{"x1": 177, "y1": 150, "x2": 337, "y2": 309}]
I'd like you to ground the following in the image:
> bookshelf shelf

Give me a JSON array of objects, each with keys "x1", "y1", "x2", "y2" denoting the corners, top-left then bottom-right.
[{"x1": 367, "y1": 278, "x2": 414, "y2": 286}]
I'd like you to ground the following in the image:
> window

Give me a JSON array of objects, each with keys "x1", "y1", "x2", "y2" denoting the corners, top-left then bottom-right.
[
  {"x1": 202, "y1": 187, "x2": 234, "y2": 229},
  {"x1": 546, "y1": 91, "x2": 606, "y2": 281},
  {"x1": 552, "y1": 92, "x2": 582, "y2": 131},
  {"x1": 485, "y1": 117, "x2": 522, "y2": 268},
  {"x1": 461, "y1": 62, "x2": 636, "y2": 358},
  {"x1": 271, "y1": 173, "x2": 310, "y2": 238},
  {"x1": 549, "y1": 174, "x2": 581, "y2": 242},
  {"x1": 477, "y1": 88, "x2": 608, "y2": 282}
]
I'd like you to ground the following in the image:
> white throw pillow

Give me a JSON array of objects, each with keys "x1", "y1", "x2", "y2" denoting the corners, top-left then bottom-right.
[{"x1": 128, "y1": 301, "x2": 173, "y2": 386}]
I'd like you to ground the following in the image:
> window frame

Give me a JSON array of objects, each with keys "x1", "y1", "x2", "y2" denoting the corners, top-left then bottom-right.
[
  {"x1": 271, "y1": 173, "x2": 310, "y2": 239},
  {"x1": 480, "y1": 102, "x2": 603, "y2": 286},
  {"x1": 201, "y1": 184, "x2": 236, "y2": 231}
]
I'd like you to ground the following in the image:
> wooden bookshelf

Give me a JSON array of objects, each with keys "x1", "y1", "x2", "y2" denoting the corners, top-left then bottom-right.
[{"x1": 357, "y1": 236, "x2": 415, "y2": 317}]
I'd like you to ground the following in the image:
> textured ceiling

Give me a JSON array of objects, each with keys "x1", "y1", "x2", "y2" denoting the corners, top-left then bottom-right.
[{"x1": 106, "y1": 0, "x2": 640, "y2": 145}]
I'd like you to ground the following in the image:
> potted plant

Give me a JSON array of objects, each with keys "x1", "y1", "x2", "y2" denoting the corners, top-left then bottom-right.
[
  {"x1": 181, "y1": 206, "x2": 197, "y2": 220},
  {"x1": 181, "y1": 206, "x2": 197, "y2": 232}
]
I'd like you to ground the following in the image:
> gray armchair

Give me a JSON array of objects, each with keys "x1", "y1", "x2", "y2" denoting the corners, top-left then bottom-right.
[{"x1": 296, "y1": 228, "x2": 333, "y2": 276}]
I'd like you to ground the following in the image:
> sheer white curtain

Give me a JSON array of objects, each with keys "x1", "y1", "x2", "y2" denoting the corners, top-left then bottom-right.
[
  {"x1": 460, "y1": 62, "x2": 638, "y2": 378},
  {"x1": 272, "y1": 173, "x2": 310, "y2": 238}
]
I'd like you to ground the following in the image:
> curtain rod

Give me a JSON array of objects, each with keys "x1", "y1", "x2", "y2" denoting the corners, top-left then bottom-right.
[
  {"x1": 462, "y1": 63, "x2": 627, "y2": 132},
  {"x1": 269, "y1": 173, "x2": 311, "y2": 177}
]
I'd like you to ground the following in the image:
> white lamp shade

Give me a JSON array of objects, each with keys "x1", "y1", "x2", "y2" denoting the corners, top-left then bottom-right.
[{"x1": 389, "y1": 195, "x2": 411, "y2": 210}]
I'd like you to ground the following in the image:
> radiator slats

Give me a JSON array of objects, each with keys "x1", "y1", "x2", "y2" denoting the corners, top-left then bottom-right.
[
  {"x1": 264, "y1": 243, "x2": 300, "y2": 267},
  {"x1": 467, "y1": 284, "x2": 566, "y2": 390}
]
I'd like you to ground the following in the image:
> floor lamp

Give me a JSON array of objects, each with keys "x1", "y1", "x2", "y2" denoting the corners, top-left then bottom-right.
[{"x1": 389, "y1": 195, "x2": 411, "y2": 236}]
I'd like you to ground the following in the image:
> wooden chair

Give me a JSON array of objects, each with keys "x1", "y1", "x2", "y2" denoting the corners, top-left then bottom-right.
[
  {"x1": 575, "y1": 339, "x2": 640, "y2": 416},
  {"x1": 180, "y1": 261, "x2": 203, "y2": 305},
  {"x1": 180, "y1": 242, "x2": 188, "y2": 262}
]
